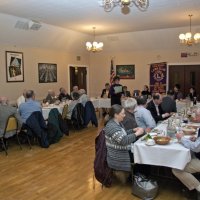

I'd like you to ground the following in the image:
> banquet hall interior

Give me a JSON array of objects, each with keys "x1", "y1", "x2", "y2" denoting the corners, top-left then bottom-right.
[{"x1": 0, "y1": 0, "x2": 200, "y2": 200}]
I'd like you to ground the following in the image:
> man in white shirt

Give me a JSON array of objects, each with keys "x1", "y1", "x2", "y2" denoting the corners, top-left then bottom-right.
[{"x1": 17, "y1": 89, "x2": 26, "y2": 107}]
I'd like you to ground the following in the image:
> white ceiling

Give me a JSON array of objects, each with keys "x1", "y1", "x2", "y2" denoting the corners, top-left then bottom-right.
[{"x1": 0, "y1": 0, "x2": 200, "y2": 35}]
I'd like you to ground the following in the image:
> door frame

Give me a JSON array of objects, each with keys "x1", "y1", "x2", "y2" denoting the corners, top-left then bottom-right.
[
  {"x1": 167, "y1": 62, "x2": 200, "y2": 92},
  {"x1": 67, "y1": 64, "x2": 89, "y2": 95}
]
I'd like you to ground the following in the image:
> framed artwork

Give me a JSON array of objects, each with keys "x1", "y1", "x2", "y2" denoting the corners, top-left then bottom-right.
[
  {"x1": 6, "y1": 51, "x2": 24, "y2": 82},
  {"x1": 38, "y1": 63, "x2": 57, "y2": 83},
  {"x1": 116, "y1": 64, "x2": 135, "y2": 79}
]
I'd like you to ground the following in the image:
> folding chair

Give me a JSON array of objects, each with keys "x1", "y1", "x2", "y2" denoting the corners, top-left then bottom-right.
[{"x1": 1, "y1": 115, "x2": 22, "y2": 156}]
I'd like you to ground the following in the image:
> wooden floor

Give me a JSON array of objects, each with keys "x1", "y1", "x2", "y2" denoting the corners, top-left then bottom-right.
[{"x1": 0, "y1": 120, "x2": 189, "y2": 200}]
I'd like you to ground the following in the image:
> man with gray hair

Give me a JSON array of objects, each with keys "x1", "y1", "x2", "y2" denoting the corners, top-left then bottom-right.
[
  {"x1": 0, "y1": 96, "x2": 22, "y2": 138},
  {"x1": 121, "y1": 98, "x2": 138, "y2": 131},
  {"x1": 19, "y1": 90, "x2": 42, "y2": 124},
  {"x1": 45, "y1": 89, "x2": 57, "y2": 104}
]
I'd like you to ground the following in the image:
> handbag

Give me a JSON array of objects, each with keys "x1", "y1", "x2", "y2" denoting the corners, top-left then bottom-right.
[{"x1": 132, "y1": 173, "x2": 158, "y2": 200}]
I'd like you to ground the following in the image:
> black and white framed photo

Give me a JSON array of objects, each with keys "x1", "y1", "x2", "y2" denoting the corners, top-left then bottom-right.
[
  {"x1": 38, "y1": 63, "x2": 57, "y2": 83},
  {"x1": 6, "y1": 51, "x2": 24, "y2": 82}
]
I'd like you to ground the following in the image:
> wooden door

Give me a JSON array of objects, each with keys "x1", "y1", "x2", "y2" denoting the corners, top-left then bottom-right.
[
  {"x1": 69, "y1": 66, "x2": 87, "y2": 92},
  {"x1": 169, "y1": 65, "x2": 200, "y2": 99}
]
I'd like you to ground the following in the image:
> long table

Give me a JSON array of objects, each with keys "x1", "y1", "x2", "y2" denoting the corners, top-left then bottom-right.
[{"x1": 131, "y1": 121, "x2": 192, "y2": 170}]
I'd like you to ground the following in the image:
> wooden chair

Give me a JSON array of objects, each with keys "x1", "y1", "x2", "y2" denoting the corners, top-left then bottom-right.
[{"x1": 1, "y1": 115, "x2": 22, "y2": 156}]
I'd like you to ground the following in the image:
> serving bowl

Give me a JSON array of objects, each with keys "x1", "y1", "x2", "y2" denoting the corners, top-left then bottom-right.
[
  {"x1": 153, "y1": 136, "x2": 171, "y2": 145},
  {"x1": 182, "y1": 127, "x2": 196, "y2": 135}
]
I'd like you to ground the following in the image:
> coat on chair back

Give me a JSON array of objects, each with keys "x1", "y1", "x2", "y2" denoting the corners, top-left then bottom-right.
[
  {"x1": 84, "y1": 101, "x2": 98, "y2": 127},
  {"x1": 71, "y1": 103, "x2": 85, "y2": 129}
]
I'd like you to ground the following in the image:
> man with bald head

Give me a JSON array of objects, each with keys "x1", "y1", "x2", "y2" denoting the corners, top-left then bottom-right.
[
  {"x1": 0, "y1": 96, "x2": 22, "y2": 137},
  {"x1": 146, "y1": 93, "x2": 171, "y2": 123}
]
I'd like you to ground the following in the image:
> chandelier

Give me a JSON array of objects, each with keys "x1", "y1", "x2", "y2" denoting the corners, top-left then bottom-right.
[
  {"x1": 86, "y1": 27, "x2": 103, "y2": 52},
  {"x1": 100, "y1": 0, "x2": 149, "y2": 12},
  {"x1": 179, "y1": 15, "x2": 200, "y2": 46}
]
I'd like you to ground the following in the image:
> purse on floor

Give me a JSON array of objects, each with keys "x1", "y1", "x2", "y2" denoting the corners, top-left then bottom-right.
[{"x1": 132, "y1": 173, "x2": 158, "y2": 200}]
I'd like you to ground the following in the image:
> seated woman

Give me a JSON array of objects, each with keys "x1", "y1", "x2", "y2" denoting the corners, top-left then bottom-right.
[
  {"x1": 188, "y1": 87, "x2": 197, "y2": 101},
  {"x1": 104, "y1": 104, "x2": 144, "y2": 174},
  {"x1": 101, "y1": 83, "x2": 110, "y2": 98},
  {"x1": 173, "y1": 84, "x2": 183, "y2": 100}
]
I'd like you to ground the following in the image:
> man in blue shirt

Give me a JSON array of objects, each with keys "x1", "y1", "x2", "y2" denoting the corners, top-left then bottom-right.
[{"x1": 19, "y1": 90, "x2": 42, "y2": 123}]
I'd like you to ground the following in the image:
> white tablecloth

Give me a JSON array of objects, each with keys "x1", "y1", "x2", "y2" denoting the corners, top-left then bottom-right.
[
  {"x1": 131, "y1": 121, "x2": 191, "y2": 170},
  {"x1": 42, "y1": 105, "x2": 63, "y2": 120},
  {"x1": 91, "y1": 98, "x2": 125, "y2": 108},
  {"x1": 91, "y1": 98, "x2": 111, "y2": 108}
]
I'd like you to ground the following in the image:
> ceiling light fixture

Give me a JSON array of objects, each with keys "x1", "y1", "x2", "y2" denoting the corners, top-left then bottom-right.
[
  {"x1": 100, "y1": 0, "x2": 149, "y2": 12},
  {"x1": 179, "y1": 15, "x2": 200, "y2": 46},
  {"x1": 86, "y1": 27, "x2": 103, "y2": 52}
]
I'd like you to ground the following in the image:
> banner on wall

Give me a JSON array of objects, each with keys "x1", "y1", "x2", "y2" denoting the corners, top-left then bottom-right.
[{"x1": 150, "y1": 62, "x2": 167, "y2": 94}]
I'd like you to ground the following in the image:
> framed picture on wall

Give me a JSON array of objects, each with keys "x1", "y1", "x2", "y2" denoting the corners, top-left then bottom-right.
[
  {"x1": 116, "y1": 64, "x2": 135, "y2": 79},
  {"x1": 38, "y1": 63, "x2": 57, "y2": 83},
  {"x1": 5, "y1": 51, "x2": 24, "y2": 82}
]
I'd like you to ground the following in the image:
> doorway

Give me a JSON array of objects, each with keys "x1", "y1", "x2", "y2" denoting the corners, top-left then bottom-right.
[
  {"x1": 68, "y1": 65, "x2": 88, "y2": 93},
  {"x1": 168, "y1": 65, "x2": 200, "y2": 98}
]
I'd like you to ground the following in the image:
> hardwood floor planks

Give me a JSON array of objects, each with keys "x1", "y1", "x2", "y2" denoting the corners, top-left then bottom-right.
[{"x1": 0, "y1": 122, "x2": 186, "y2": 200}]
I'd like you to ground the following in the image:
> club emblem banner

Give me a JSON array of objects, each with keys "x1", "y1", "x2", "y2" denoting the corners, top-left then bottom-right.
[{"x1": 150, "y1": 62, "x2": 167, "y2": 94}]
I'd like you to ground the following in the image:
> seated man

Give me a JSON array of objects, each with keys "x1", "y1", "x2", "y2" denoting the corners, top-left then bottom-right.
[
  {"x1": 161, "y1": 90, "x2": 177, "y2": 113},
  {"x1": 19, "y1": 90, "x2": 42, "y2": 124},
  {"x1": 58, "y1": 87, "x2": 71, "y2": 101},
  {"x1": 71, "y1": 85, "x2": 79, "y2": 98},
  {"x1": 135, "y1": 97, "x2": 156, "y2": 132},
  {"x1": 173, "y1": 132, "x2": 200, "y2": 200},
  {"x1": 67, "y1": 92, "x2": 80, "y2": 119},
  {"x1": 146, "y1": 93, "x2": 171, "y2": 124},
  {"x1": 78, "y1": 89, "x2": 89, "y2": 106},
  {"x1": 122, "y1": 86, "x2": 131, "y2": 98},
  {"x1": 45, "y1": 89, "x2": 57, "y2": 104},
  {"x1": 17, "y1": 89, "x2": 26, "y2": 107},
  {"x1": 0, "y1": 96, "x2": 22, "y2": 138}
]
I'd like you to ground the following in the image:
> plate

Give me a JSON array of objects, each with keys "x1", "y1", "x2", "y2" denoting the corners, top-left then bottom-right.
[{"x1": 145, "y1": 141, "x2": 155, "y2": 146}]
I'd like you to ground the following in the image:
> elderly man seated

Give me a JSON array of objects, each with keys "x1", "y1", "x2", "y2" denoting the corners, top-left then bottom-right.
[
  {"x1": 19, "y1": 90, "x2": 42, "y2": 124},
  {"x1": 67, "y1": 92, "x2": 80, "y2": 119},
  {"x1": 58, "y1": 87, "x2": 71, "y2": 102},
  {"x1": 135, "y1": 97, "x2": 156, "y2": 132},
  {"x1": 19, "y1": 90, "x2": 48, "y2": 148},
  {"x1": 45, "y1": 89, "x2": 57, "y2": 104},
  {"x1": 71, "y1": 85, "x2": 79, "y2": 98},
  {"x1": 146, "y1": 93, "x2": 171, "y2": 124},
  {"x1": 0, "y1": 96, "x2": 22, "y2": 138},
  {"x1": 173, "y1": 131, "x2": 200, "y2": 200}
]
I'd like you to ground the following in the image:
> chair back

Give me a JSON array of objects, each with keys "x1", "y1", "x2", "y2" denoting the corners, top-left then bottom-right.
[
  {"x1": 62, "y1": 104, "x2": 68, "y2": 120},
  {"x1": 3, "y1": 115, "x2": 18, "y2": 137}
]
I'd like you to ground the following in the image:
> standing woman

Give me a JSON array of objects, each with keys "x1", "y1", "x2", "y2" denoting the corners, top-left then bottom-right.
[
  {"x1": 104, "y1": 104, "x2": 144, "y2": 172},
  {"x1": 110, "y1": 76, "x2": 123, "y2": 105}
]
